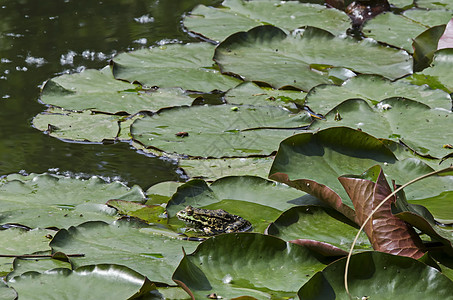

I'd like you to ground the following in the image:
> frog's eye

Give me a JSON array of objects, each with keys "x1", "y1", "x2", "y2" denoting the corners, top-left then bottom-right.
[{"x1": 186, "y1": 206, "x2": 193, "y2": 215}]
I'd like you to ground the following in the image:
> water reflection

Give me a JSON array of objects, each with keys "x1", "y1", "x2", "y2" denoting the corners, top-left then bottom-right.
[{"x1": 0, "y1": 0, "x2": 219, "y2": 187}]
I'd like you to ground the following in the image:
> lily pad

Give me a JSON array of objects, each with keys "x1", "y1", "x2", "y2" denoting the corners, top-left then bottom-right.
[
  {"x1": 167, "y1": 176, "x2": 308, "y2": 233},
  {"x1": 0, "y1": 173, "x2": 146, "y2": 228},
  {"x1": 146, "y1": 181, "x2": 184, "y2": 205},
  {"x1": 183, "y1": 0, "x2": 351, "y2": 42},
  {"x1": 266, "y1": 206, "x2": 371, "y2": 252},
  {"x1": 224, "y1": 81, "x2": 305, "y2": 112},
  {"x1": 6, "y1": 253, "x2": 72, "y2": 280},
  {"x1": 0, "y1": 228, "x2": 54, "y2": 276},
  {"x1": 172, "y1": 233, "x2": 328, "y2": 299},
  {"x1": 269, "y1": 127, "x2": 453, "y2": 209},
  {"x1": 416, "y1": 0, "x2": 453, "y2": 9},
  {"x1": 40, "y1": 68, "x2": 194, "y2": 114},
  {"x1": 33, "y1": 108, "x2": 121, "y2": 143},
  {"x1": 130, "y1": 104, "x2": 311, "y2": 157},
  {"x1": 8, "y1": 264, "x2": 156, "y2": 300},
  {"x1": 312, "y1": 98, "x2": 453, "y2": 158},
  {"x1": 50, "y1": 220, "x2": 199, "y2": 285},
  {"x1": 106, "y1": 199, "x2": 167, "y2": 224},
  {"x1": 178, "y1": 156, "x2": 275, "y2": 181},
  {"x1": 298, "y1": 251, "x2": 453, "y2": 299},
  {"x1": 214, "y1": 25, "x2": 412, "y2": 91},
  {"x1": 363, "y1": 10, "x2": 452, "y2": 52},
  {"x1": 304, "y1": 74, "x2": 452, "y2": 114},
  {"x1": 0, "y1": 282, "x2": 16, "y2": 300},
  {"x1": 112, "y1": 43, "x2": 241, "y2": 93}
]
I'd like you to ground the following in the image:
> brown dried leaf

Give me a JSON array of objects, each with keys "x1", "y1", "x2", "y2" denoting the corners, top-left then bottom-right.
[
  {"x1": 339, "y1": 170, "x2": 425, "y2": 259},
  {"x1": 269, "y1": 172, "x2": 358, "y2": 224}
]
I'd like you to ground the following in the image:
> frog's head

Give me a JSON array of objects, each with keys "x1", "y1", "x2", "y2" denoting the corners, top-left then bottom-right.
[{"x1": 176, "y1": 205, "x2": 212, "y2": 227}]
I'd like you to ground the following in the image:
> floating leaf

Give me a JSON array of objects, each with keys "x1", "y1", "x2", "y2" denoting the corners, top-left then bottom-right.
[
  {"x1": 214, "y1": 25, "x2": 412, "y2": 91},
  {"x1": 6, "y1": 252, "x2": 72, "y2": 280},
  {"x1": 266, "y1": 206, "x2": 371, "y2": 252},
  {"x1": 0, "y1": 282, "x2": 16, "y2": 300},
  {"x1": 8, "y1": 264, "x2": 156, "y2": 300},
  {"x1": 172, "y1": 233, "x2": 328, "y2": 299},
  {"x1": 0, "y1": 228, "x2": 54, "y2": 276},
  {"x1": 40, "y1": 68, "x2": 194, "y2": 114},
  {"x1": 312, "y1": 98, "x2": 453, "y2": 158},
  {"x1": 413, "y1": 25, "x2": 448, "y2": 72},
  {"x1": 305, "y1": 74, "x2": 452, "y2": 114},
  {"x1": 50, "y1": 221, "x2": 198, "y2": 285},
  {"x1": 298, "y1": 251, "x2": 453, "y2": 299},
  {"x1": 0, "y1": 173, "x2": 146, "y2": 228},
  {"x1": 131, "y1": 104, "x2": 311, "y2": 157},
  {"x1": 416, "y1": 0, "x2": 453, "y2": 10},
  {"x1": 106, "y1": 199, "x2": 167, "y2": 224},
  {"x1": 112, "y1": 43, "x2": 241, "y2": 93},
  {"x1": 184, "y1": 0, "x2": 351, "y2": 42}
]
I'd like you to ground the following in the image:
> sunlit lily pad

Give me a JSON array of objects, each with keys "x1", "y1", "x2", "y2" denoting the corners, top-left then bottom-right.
[
  {"x1": 0, "y1": 228, "x2": 54, "y2": 276},
  {"x1": 8, "y1": 264, "x2": 156, "y2": 300},
  {"x1": 166, "y1": 176, "x2": 310, "y2": 233},
  {"x1": 269, "y1": 127, "x2": 453, "y2": 209},
  {"x1": 266, "y1": 206, "x2": 371, "y2": 252},
  {"x1": 146, "y1": 181, "x2": 183, "y2": 205},
  {"x1": 214, "y1": 25, "x2": 412, "y2": 91},
  {"x1": 298, "y1": 251, "x2": 453, "y2": 299},
  {"x1": 312, "y1": 98, "x2": 453, "y2": 158},
  {"x1": 131, "y1": 104, "x2": 311, "y2": 157},
  {"x1": 33, "y1": 108, "x2": 121, "y2": 143},
  {"x1": 6, "y1": 252, "x2": 72, "y2": 280},
  {"x1": 172, "y1": 233, "x2": 328, "y2": 299},
  {"x1": 184, "y1": 0, "x2": 351, "y2": 42},
  {"x1": 40, "y1": 68, "x2": 194, "y2": 114},
  {"x1": 0, "y1": 173, "x2": 146, "y2": 228},
  {"x1": 112, "y1": 43, "x2": 241, "y2": 92},
  {"x1": 416, "y1": 0, "x2": 453, "y2": 9},
  {"x1": 224, "y1": 81, "x2": 306, "y2": 112},
  {"x1": 50, "y1": 220, "x2": 198, "y2": 285},
  {"x1": 363, "y1": 10, "x2": 452, "y2": 52},
  {"x1": 106, "y1": 199, "x2": 167, "y2": 224},
  {"x1": 305, "y1": 74, "x2": 452, "y2": 114}
]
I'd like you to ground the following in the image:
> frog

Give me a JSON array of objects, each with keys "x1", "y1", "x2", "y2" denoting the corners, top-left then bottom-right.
[{"x1": 176, "y1": 205, "x2": 252, "y2": 236}]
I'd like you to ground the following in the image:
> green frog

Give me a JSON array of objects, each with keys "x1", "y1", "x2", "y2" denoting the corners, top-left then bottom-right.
[{"x1": 176, "y1": 205, "x2": 252, "y2": 236}]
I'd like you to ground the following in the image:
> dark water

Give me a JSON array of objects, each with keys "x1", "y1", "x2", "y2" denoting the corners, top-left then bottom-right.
[{"x1": 0, "y1": 0, "x2": 218, "y2": 189}]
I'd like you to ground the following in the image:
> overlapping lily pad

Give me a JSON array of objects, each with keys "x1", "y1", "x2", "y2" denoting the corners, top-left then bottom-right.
[
  {"x1": 50, "y1": 221, "x2": 198, "y2": 285},
  {"x1": 363, "y1": 10, "x2": 452, "y2": 52},
  {"x1": 172, "y1": 233, "x2": 328, "y2": 299},
  {"x1": 40, "y1": 68, "x2": 194, "y2": 114},
  {"x1": 0, "y1": 228, "x2": 54, "y2": 276},
  {"x1": 166, "y1": 176, "x2": 309, "y2": 233},
  {"x1": 0, "y1": 173, "x2": 146, "y2": 228},
  {"x1": 8, "y1": 264, "x2": 156, "y2": 300},
  {"x1": 112, "y1": 43, "x2": 241, "y2": 93},
  {"x1": 269, "y1": 127, "x2": 453, "y2": 209},
  {"x1": 305, "y1": 75, "x2": 452, "y2": 114},
  {"x1": 312, "y1": 98, "x2": 453, "y2": 158},
  {"x1": 6, "y1": 253, "x2": 72, "y2": 280},
  {"x1": 214, "y1": 25, "x2": 413, "y2": 91},
  {"x1": 299, "y1": 251, "x2": 453, "y2": 299},
  {"x1": 416, "y1": 0, "x2": 453, "y2": 9},
  {"x1": 183, "y1": 0, "x2": 351, "y2": 42},
  {"x1": 131, "y1": 104, "x2": 311, "y2": 157}
]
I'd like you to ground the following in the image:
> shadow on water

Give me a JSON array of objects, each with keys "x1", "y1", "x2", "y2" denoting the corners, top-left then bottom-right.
[{"x1": 0, "y1": 0, "x2": 220, "y2": 188}]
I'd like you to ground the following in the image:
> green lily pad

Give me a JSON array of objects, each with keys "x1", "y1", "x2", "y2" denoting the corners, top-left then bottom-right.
[
  {"x1": 0, "y1": 282, "x2": 16, "y2": 300},
  {"x1": 6, "y1": 252, "x2": 72, "y2": 280},
  {"x1": 0, "y1": 173, "x2": 146, "y2": 228},
  {"x1": 266, "y1": 206, "x2": 371, "y2": 252},
  {"x1": 130, "y1": 104, "x2": 311, "y2": 157},
  {"x1": 40, "y1": 68, "x2": 194, "y2": 114},
  {"x1": 49, "y1": 221, "x2": 199, "y2": 285},
  {"x1": 172, "y1": 233, "x2": 328, "y2": 299},
  {"x1": 32, "y1": 108, "x2": 121, "y2": 143},
  {"x1": 408, "y1": 191, "x2": 453, "y2": 223},
  {"x1": 269, "y1": 127, "x2": 453, "y2": 209},
  {"x1": 166, "y1": 176, "x2": 308, "y2": 233},
  {"x1": 106, "y1": 199, "x2": 167, "y2": 224},
  {"x1": 416, "y1": 0, "x2": 453, "y2": 9},
  {"x1": 0, "y1": 228, "x2": 54, "y2": 276},
  {"x1": 363, "y1": 10, "x2": 452, "y2": 52},
  {"x1": 413, "y1": 25, "x2": 448, "y2": 72},
  {"x1": 183, "y1": 0, "x2": 351, "y2": 42},
  {"x1": 112, "y1": 43, "x2": 241, "y2": 93},
  {"x1": 146, "y1": 181, "x2": 184, "y2": 205},
  {"x1": 409, "y1": 49, "x2": 453, "y2": 93},
  {"x1": 214, "y1": 25, "x2": 412, "y2": 91},
  {"x1": 298, "y1": 251, "x2": 453, "y2": 299},
  {"x1": 312, "y1": 98, "x2": 453, "y2": 158},
  {"x1": 178, "y1": 156, "x2": 275, "y2": 181},
  {"x1": 224, "y1": 81, "x2": 306, "y2": 112},
  {"x1": 305, "y1": 74, "x2": 452, "y2": 114},
  {"x1": 8, "y1": 264, "x2": 156, "y2": 300}
]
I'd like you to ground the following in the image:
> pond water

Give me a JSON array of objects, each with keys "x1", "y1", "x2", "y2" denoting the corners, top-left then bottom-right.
[{"x1": 0, "y1": 0, "x2": 218, "y2": 189}]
